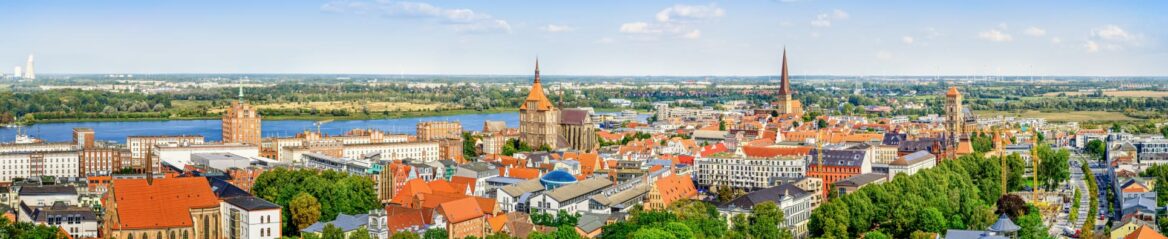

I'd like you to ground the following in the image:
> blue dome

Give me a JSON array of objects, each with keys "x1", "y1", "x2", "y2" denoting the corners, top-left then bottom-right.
[{"x1": 540, "y1": 170, "x2": 578, "y2": 190}]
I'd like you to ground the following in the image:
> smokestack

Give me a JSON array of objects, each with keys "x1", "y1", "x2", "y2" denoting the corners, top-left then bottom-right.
[{"x1": 146, "y1": 151, "x2": 154, "y2": 185}]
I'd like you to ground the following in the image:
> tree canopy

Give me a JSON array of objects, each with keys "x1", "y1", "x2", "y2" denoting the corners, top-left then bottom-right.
[{"x1": 252, "y1": 168, "x2": 380, "y2": 236}]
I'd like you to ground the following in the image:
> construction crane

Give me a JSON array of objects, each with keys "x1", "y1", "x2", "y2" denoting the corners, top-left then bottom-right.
[
  {"x1": 996, "y1": 127, "x2": 1007, "y2": 195},
  {"x1": 314, "y1": 119, "x2": 333, "y2": 134}
]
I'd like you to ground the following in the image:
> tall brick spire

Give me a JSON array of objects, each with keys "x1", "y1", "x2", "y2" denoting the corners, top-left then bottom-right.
[
  {"x1": 777, "y1": 48, "x2": 792, "y2": 96},
  {"x1": 534, "y1": 58, "x2": 541, "y2": 84}
]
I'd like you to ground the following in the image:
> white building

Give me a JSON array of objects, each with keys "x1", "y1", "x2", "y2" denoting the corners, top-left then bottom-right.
[
  {"x1": 191, "y1": 153, "x2": 253, "y2": 171},
  {"x1": 155, "y1": 143, "x2": 259, "y2": 169},
  {"x1": 694, "y1": 155, "x2": 806, "y2": 189},
  {"x1": 528, "y1": 178, "x2": 612, "y2": 215},
  {"x1": 0, "y1": 149, "x2": 80, "y2": 182},
  {"x1": 221, "y1": 196, "x2": 283, "y2": 239},
  {"x1": 343, "y1": 141, "x2": 440, "y2": 162},
  {"x1": 887, "y1": 150, "x2": 936, "y2": 180}
]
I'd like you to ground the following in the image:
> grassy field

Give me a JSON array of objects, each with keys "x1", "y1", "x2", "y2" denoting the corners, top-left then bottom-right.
[
  {"x1": 975, "y1": 110, "x2": 1136, "y2": 122},
  {"x1": 1041, "y1": 90, "x2": 1168, "y2": 97}
]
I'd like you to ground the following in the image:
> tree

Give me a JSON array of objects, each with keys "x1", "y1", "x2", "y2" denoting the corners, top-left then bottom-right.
[
  {"x1": 1085, "y1": 139, "x2": 1106, "y2": 156},
  {"x1": 995, "y1": 194, "x2": 1028, "y2": 218},
  {"x1": 918, "y1": 208, "x2": 947, "y2": 233},
  {"x1": 349, "y1": 228, "x2": 371, "y2": 239},
  {"x1": 1161, "y1": 126, "x2": 1168, "y2": 139},
  {"x1": 291, "y1": 192, "x2": 322, "y2": 232},
  {"x1": 748, "y1": 202, "x2": 791, "y2": 239},
  {"x1": 390, "y1": 232, "x2": 421, "y2": 239},
  {"x1": 629, "y1": 228, "x2": 676, "y2": 239},
  {"x1": 321, "y1": 224, "x2": 344, "y2": 239},
  {"x1": 252, "y1": 168, "x2": 380, "y2": 235},
  {"x1": 462, "y1": 132, "x2": 478, "y2": 160},
  {"x1": 422, "y1": 229, "x2": 447, "y2": 239},
  {"x1": 1036, "y1": 145, "x2": 1070, "y2": 191},
  {"x1": 864, "y1": 231, "x2": 892, "y2": 239}
]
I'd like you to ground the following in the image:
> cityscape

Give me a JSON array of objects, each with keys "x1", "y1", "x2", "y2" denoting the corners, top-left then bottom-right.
[{"x1": 1, "y1": 1, "x2": 1167, "y2": 239}]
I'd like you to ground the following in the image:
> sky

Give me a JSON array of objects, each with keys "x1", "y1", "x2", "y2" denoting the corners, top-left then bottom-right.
[{"x1": 1, "y1": 0, "x2": 1165, "y2": 76}]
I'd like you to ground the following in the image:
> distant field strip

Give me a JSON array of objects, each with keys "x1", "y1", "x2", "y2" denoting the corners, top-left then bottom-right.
[
  {"x1": 975, "y1": 110, "x2": 1135, "y2": 122},
  {"x1": 1041, "y1": 90, "x2": 1168, "y2": 97}
]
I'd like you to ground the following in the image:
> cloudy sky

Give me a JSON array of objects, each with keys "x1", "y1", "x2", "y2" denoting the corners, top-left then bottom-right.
[{"x1": 1, "y1": 0, "x2": 1164, "y2": 76}]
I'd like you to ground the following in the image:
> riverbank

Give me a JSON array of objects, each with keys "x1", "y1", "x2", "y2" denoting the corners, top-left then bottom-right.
[{"x1": 29, "y1": 108, "x2": 520, "y2": 124}]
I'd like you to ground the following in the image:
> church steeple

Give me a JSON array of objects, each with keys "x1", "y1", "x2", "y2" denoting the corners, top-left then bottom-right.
[
  {"x1": 534, "y1": 58, "x2": 541, "y2": 84},
  {"x1": 777, "y1": 48, "x2": 792, "y2": 96}
]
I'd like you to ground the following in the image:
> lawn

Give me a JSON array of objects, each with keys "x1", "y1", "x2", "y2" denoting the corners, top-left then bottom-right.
[{"x1": 975, "y1": 110, "x2": 1136, "y2": 122}]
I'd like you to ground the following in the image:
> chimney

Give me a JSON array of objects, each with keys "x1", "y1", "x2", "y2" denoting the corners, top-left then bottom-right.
[{"x1": 146, "y1": 152, "x2": 154, "y2": 185}]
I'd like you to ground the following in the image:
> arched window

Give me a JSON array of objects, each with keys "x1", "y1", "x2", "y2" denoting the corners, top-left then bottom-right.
[
  {"x1": 141, "y1": 233, "x2": 148, "y2": 239},
  {"x1": 170, "y1": 231, "x2": 176, "y2": 239},
  {"x1": 156, "y1": 232, "x2": 162, "y2": 239},
  {"x1": 128, "y1": 233, "x2": 134, "y2": 239},
  {"x1": 203, "y1": 216, "x2": 210, "y2": 239},
  {"x1": 183, "y1": 231, "x2": 189, "y2": 239}
]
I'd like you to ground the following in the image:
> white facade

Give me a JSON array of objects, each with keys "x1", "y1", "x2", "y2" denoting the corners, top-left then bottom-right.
[
  {"x1": 343, "y1": 142, "x2": 440, "y2": 162},
  {"x1": 694, "y1": 156, "x2": 806, "y2": 189},
  {"x1": 0, "y1": 150, "x2": 80, "y2": 182},
  {"x1": 221, "y1": 200, "x2": 282, "y2": 239}
]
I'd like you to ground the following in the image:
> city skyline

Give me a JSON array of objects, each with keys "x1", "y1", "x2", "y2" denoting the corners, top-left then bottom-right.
[{"x1": 2, "y1": 0, "x2": 1165, "y2": 76}]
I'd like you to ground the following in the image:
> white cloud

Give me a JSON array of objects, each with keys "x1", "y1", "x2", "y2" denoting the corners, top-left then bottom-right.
[
  {"x1": 1024, "y1": 27, "x2": 1046, "y2": 37},
  {"x1": 1084, "y1": 40, "x2": 1100, "y2": 53},
  {"x1": 811, "y1": 9, "x2": 848, "y2": 27},
  {"x1": 998, "y1": 22, "x2": 1009, "y2": 30},
  {"x1": 321, "y1": 0, "x2": 511, "y2": 33},
  {"x1": 876, "y1": 50, "x2": 893, "y2": 60},
  {"x1": 595, "y1": 37, "x2": 616, "y2": 44},
  {"x1": 540, "y1": 24, "x2": 575, "y2": 33},
  {"x1": 620, "y1": 4, "x2": 722, "y2": 40},
  {"x1": 901, "y1": 36, "x2": 914, "y2": 44},
  {"x1": 923, "y1": 27, "x2": 941, "y2": 39},
  {"x1": 619, "y1": 22, "x2": 659, "y2": 34},
  {"x1": 1050, "y1": 37, "x2": 1062, "y2": 44},
  {"x1": 833, "y1": 9, "x2": 849, "y2": 20},
  {"x1": 1091, "y1": 25, "x2": 1134, "y2": 42},
  {"x1": 655, "y1": 4, "x2": 725, "y2": 23},
  {"x1": 978, "y1": 29, "x2": 1013, "y2": 42}
]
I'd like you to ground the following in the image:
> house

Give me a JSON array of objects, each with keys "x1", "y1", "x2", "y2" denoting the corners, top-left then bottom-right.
[
  {"x1": 833, "y1": 173, "x2": 888, "y2": 196},
  {"x1": 718, "y1": 184, "x2": 812, "y2": 239},
  {"x1": 19, "y1": 201, "x2": 99, "y2": 238},
  {"x1": 887, "y1": 150, "x2": 936, "y2": 180},
  {"x1": 496, "y1": 179, "x2": 546, "y2": 213},
  {"x1": 643, "y1": 174, "x2": 697, "y2": 211},
  {"x1": 529, "y1": 178, "x2": 613, "y2": 215},
  {"x1": 437, "y1": 197, "x2": 486, "y2": 239},
  {"x1": 1111, "y1": 220, "x2": 1158, "y2": 239},
  {"x1": 220, "y1": 196, "x2": 282, "y2": 239},
  {"x1": 1122, "y1": 225, "x2": 1167, "y2": 239}
]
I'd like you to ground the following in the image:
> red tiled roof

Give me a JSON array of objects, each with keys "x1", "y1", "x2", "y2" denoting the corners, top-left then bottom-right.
[
  {"x1": 391, "y1": 179, "x2": 433, "y2": 205},
  {"x1": 111, "y1": 177, "x2": 218, "y2": 229},
  {"x1": 439, "y1": 197, "x2": 485, "y2": 223},
  {"x1": 698, "y1": 143, "x2": 727, "y2": 157},
  {"x1": 385, "y1": 205, "x2": 432, "y2": 232},
  {"x1": 503, "y1": 167, "x2": 541, "y2": 180},
  {"x1": 655, "y1": 174, "x2": 697, "y2": 207},
  {"x1": 1125, "y1": 225, "x2": 1168, "y2": 239},
  {"x1": 450, "y1": 176, "x2": 477, "y2": 194},
  {"x1": 742, "y1": 146, "x2": 812, "y2": 158}
]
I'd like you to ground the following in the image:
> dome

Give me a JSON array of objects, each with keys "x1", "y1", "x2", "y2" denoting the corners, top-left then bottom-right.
[{"x1": 540, "y1": 170, "x2": 578, "y2": 190}]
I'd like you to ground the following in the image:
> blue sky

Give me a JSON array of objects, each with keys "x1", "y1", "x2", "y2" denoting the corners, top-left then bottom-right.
[{"x1": 1, "y1": 1, "x2": 1164, "y2": 76}]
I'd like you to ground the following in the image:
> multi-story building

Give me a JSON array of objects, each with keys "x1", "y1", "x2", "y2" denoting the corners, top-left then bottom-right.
[
  {"x1": 718, "y1": 184, "x2": 813, "y2": 239},
  {"x1": 73, "y1": 128, "x2": 95, "y2": 149},
  {"x1": 560, "y1": 108, "x2": 597, "y2": 152},
  {"x1": 154, "y1": 143, "x2": 259, "y2": 169},
  {"x1": 528, "y1": 178, "x2": 613, "y2": 215},
  {"x1": 695, "y1": 153, "x2": 807, "y2": 190},
  {"x1": 126, "y1": 135, "x2": 204, "y2": 171},
  {"x1": 792, "y1": 177, "x2": 824, "y2": 209},
  {"x1": 342, "y1": 141, "x2": 440, "y2": 162},
  {"x1": 643, "y1": 174, "x2": 698, "y2": 211},
  {"x1": 483, "y1": 121, "x2": 508, "y2": 133},
  {"x1": 222, "y1": 99, "x2": 263, "y2": 148},
  {"x1": 437, "y1": 197, "x2": 485, "y2": 239},
  {"x1": 417, "y1": 121, "x2": 463, "y2": 141},
  {"x1": 79, "y1": 147, "x2": 126, "y2": 176},
  {"x1": 887, "y1": 150, "x2": 936, "y2": 179},
  {"x1": 103, "y1": 177, "x2": 222, "y2": 239},
  {"x1": 221, "y1": 196, "x2": 282, "y2": 239},
  {"x1": 0, "y1": 148, "x2": 80, "y2": 182},
  {"x1": 20, "y1": 202, "x2": 100, "y2": 238},
  {"x1": 519, "y1": 60, "x2": 561, "y2": 149},
  {"x1": 807, "y1": 146, "x2": 873, "y2": 199}
]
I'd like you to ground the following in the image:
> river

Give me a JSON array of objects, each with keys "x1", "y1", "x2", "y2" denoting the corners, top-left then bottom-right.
[{"x1": 1, "y1": 112, "x2": 649, "y2": 144}]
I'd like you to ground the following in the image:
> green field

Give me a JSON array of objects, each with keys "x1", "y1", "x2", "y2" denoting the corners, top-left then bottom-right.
[{"x1": 975, "y1": 110, "x2": 1136, "y2": 122}]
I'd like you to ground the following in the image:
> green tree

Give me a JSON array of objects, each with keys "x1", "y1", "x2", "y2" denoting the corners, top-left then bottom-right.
[
  {"x1": 423, "y1": 228, "x2": 448, "y2": 239},
  {"x1": 918, "y1": 208, "x2": 947, "y2": 233},
  {"x1": 462, "y1": 132, "x2": 479, "y2": 160},
  {"x1": 748, "y1": 202, "x2": 791, "y2": 239},
  {"x1": 629, "y1": 228, "x2": 676, "y2": 239},
  {"x1": 863, "y1": 231, "x2": 892, "y2": 239},
  {"x1": 291, "y1": 192, "x2": 322, "y2": 231},
  {"x1": 321, "y1": 224, "x2": 344, "y2": 239},
  {"x1": 390, "y1": 232, "x2": 421, "y2": 239},
  {"x1": 1036, "y1": 145, "x2": 1070, "y2": 191},
  {"x1": 349, "y1": 228, "x2": 371, "y2": 239}
]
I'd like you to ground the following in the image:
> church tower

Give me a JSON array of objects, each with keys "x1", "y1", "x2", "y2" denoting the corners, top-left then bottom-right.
[
  {"x1": 222, "y1": 83, "x2": 262, "y2": 148},
  {"x1": 945, "y1": 86, "x2": 964, "y2": 156},
  {"x1": 775, "y1": 49, "x2": 803, "y2": 115},
  {"x1": 519, "y1": 59, "x2": 561, "y2": 149}
]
